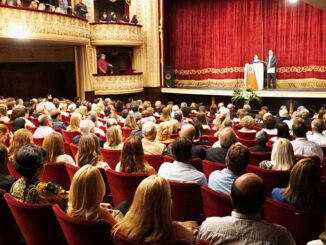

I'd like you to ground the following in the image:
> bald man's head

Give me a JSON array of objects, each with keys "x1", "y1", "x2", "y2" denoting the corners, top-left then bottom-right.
[
  {"x1": 231, "y1": 173, "x2": 266, "y2": 214},
  {"x1": 179, "y1": 124, "x2": 195, "y2": 142}
]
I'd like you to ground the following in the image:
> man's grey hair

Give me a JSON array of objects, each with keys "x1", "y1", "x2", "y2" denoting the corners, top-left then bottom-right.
[
  {"x1": 80, "y1": 119, "x2": 95, "y2": 135},
  {"x1": 312, "y1": 119, "x2": 324, "y2": 133},
  {"x1": 255, "y1": 130, "x2": 268, "y2": 145},
  {"x1": 38, "y1": 114, "x2": 51, "y2": 126},
  {"x1": 142, "y1": 121, "x2": 157, "y2": 138},
  {"x1": 36, "y1": 103, "x2": 45, "y2": 113},
  {"x1": 243, "y1": 104, "x2": 251, "y2": 112},
  {"x1": 68, "y1": 103, "x2": 77, "y2": 113},
  {"x1": 106, "y1": 118, "x2": 118, "y2": 128},
  {"x1": 219, "y1": 127, "x2": 237, "y2": 148},
  {"x1": 300, "y1": 109, "x2": 310, "y2": 119},
  {"x1": 180, "y1": 102, "x2": 187, "y2": 108}
]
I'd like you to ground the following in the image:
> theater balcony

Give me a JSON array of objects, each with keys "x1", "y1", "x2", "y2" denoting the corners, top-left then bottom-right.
[
  {"x1": 0, "y1": 5, "x2": 90, "y2": 44},
  {"x1": 89, "y1": 22, "x2": 143, "y2": 46},
  {"x1": 92, "y1": 72, "x2": 143, "y2": 95}
]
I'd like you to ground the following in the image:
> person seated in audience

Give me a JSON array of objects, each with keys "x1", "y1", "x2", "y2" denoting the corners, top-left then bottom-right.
[
  {"x1": 262, "y1": 114, "x2": 277, "y2": 135},
  {"x1": 67, "y1": 113, "x2": 81, "y2": 132},
  {"x1": 161, "y1": 107, "x2": 172, "y2": 121},
  {"x1": 259, "y1": 138, "x2": 294, "y2": 170},
  {"x1": 130, "y1": 14, "x2": 138, "y2": 24},
  {"x1": 208, "y1": 104, "x2": 217, "y2": 119},
  {"x1": 173, "y1": 110, "x2": 184, "y2": 128},
  {"x1": 29, "y1": 0, "x2": 38, "y2": 9},
  {"x1": 50, "y1": 109, "x2": 66, "y2": 130},
  {"x1": 10, "y1": 144, "x2": 68, "y2": 209},
  {"x1": 277, "y1": 108, "x2": 290, "y2": 123},
  {"x1": 130, "y1": 117, "x2": 152, "y2": 138},
  {"x1": 119, "y1": 109, "x2": 129, "y2": 124},
  {"x1": 8, "y1": 129, "x2": 33, "y2": 162},
  {"x1": 307, "y1": 119, "x2": 326, "y2": 146},
  {"x1": 213, "y1": 118, "x2": 233, "y2": 139},
  {"x1": 113, "y1": 175, "x2": 194, "y2": 243},
  {"x1": 104, "y1": 126, "x2": 124, "y2": 150},
  {"x1": 254, "y1": 109, "x2": 267, "y2": 127},
  {"x1": 291, "y1": 121, "x2": 323, "y2": 162},
  {"x1": 122, "y1": 14, "x2": 129, "y2": 23},
  {"x1": 212, "y1": 112, "x2": 226, "y2": 130},
  {"x1": 100, "y1": 12, "x2": 109, "y2": 22},
  {"x1": 106, "y1": 118, "x2": 118, "y2": 129},
  {"x1": 88, "y1": 112, "x2": 105, "y2": 137},
  {"x1": 249, "y1": 131, "x2": 271, "y2": 153},
  {"x1": 0, "y1": 104, "x2": 10, "y2": 122},
  {"x1": 196, "y1": 112, "x2": 210, "y2": 130},
  {"x1": 10, "y1": 106, "x2": 35, "y2": 128},
  {"x1": 124, "y1": 114, "x2": 138, "y2": 129},
  {"x1": 67, "y1": 164, "x2": 129, "y2": 225},
  {"x1": 141, "y1": 122, "x2": 166, "y2": 155},
  {"x1": 205, "y1": 127, "x2": 236, "y2": 163},
  {"x1": 269, "y1": 122, "x2": 291, "y2": 143},
  {"x1": 159, "y1": 137, "x2": 207, "y2": 186},
  {"x1": 193, "y1": 123, "x2": 210, "y2": 146},
  {"x1": 110, "y1": 12, "x2": 118, "y2": 22},
  {"x1": 33, "y1": 115, "x2": 54, "y2": 139},
  {"x1": 198, "y1": 173, "x2": 295, "y2": 244},
  {"x1": 238, "y1": 116, "x2": 256, "y2": 133},
  {"x1": 208, "y1": 143, "x2": 249, "y2": 194},
  {"x1": 243, "y1": 104, "x2": 255, "y2": 118},
  {"x1": 307, "y1": 220, "x2": 326, "y2": 245},
  {"x1": 301, "y1": 108, "x2": 312, "y2": 126},
  {"x1": 73, "y1": 119, "x2": 104, "y2": 147},
  {"x1": 155, "y1": 121, "x2": 174, "y2": 144},
  {"x1": 0, "y1": 124, "x2": 9, "y2": 145},
  {"x1": 272, "y1": 158, "x2": 324, "y2": 210},
  {"x1": 42, "y1": 132, "x2": 75, "y2": 165},
  {"x1": 0, "y1": 144, "x2": 16, "y2": 192},
  {"x1": 76, "y1": 134, "x2": 108, "y2": 169},
  {"x1": 115, "y1": 136, "x2": 156, "y2": 174}
]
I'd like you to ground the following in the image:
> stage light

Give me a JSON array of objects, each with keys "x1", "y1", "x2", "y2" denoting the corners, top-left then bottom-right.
[
  {"x1": 288, "y1": 0, "x2": 299, "y2": 3},
  {"x1": 7, "y1": 24, "x2": 29, "y2": 39}
]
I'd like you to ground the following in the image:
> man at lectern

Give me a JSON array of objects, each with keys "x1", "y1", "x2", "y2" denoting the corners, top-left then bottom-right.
[{"x1": 264, "y1": 50, "x2": 277, "y2": 89}]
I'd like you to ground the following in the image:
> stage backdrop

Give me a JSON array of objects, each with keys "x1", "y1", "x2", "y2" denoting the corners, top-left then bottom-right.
[{"x1": 163, "y1": 0, "x2": 326, "y2": 88}]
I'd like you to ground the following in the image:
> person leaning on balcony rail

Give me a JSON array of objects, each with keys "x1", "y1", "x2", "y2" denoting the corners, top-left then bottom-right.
[
  {"x1": 74, "y1": 0, "x2": 87, "y2": 19},
  {"x1": 1, "y1": 0, "x2": 21, "y2": 6}
]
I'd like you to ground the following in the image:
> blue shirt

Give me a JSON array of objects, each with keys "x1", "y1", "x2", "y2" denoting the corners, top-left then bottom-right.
[{"x1": 208, "y1": 168, "x2": 239, "y2": 195}]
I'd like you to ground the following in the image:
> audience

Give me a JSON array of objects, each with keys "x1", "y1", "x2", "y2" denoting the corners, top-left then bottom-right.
[
  {"x1": 141, "y1": 121, "x2": 166, "y2": 155},
  {"x1": 208, "y1": 143, "x2": 249, "y2": 194},
  {"x1": 0, "y1": 143, "x2": 16, "y2": 192},
  {"x1": 104, "y1": 126, "x2": 124, "y2": 150},
  {"x1": 308, "y1": 119, "x2": 326, "y2": 146},
  {"x1": 158, "y1": 137, "x2": 207, "y2": 186},
  {"x1": 198, "y1": 173, "x2": 296, "y2": 244},
  {"x1": 33, "y1": 115, "x2": 54, "y2": 138},
  {"x1": 249, "y1": 130, "x2": 271, "y2": 152}
]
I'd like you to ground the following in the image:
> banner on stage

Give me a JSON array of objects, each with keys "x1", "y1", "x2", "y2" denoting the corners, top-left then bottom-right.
[{"x1": 244, "y1": 63, "x2": 264, "y2": 90}]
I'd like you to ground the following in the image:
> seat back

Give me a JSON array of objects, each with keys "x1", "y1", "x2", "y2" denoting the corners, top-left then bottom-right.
[
  {"x1": 121, "y1": 128, "x2": 133, "y2": 139},
  {"x1": 53, "y1": 205, "x2": 113, "y2": 245},
  {"x1": 235, "y1": 130, "x2": 256, "y2": 140},
  {"x1": 64, "y1": 142, "x2": 73, "y2": 157},
  {"x1": 203, "y1": 128, "x2": 210, "y2": 136},
  {"x1": 163, "y1": 155, "x2": 174, "y2": 163},
  {"x1": 294, "y1": 155, "x2": 320, "y2": 165},
  {"x1": 65, "y1": 163, "x2": 80, "y2": 181},
  {"x1": 3, "y1": 121, "x2": 12, "y2": 132},
  {"x1": 105, "y1": 169, "x2": 149, "y2": 206},
  {"x1": 236, "y1": 138, "x2": 256, "y2": 148},
  {"x1": 201, "y1": 186, "x2": 232, "y2": 217},
  {"x1": 62, "y1": 130, "x2": 80, "y2": 144},
  {"x1": 249, "y1": 152, "x2": 271, "y2": 166},
  {"x1": 246, "y1": 165, "x2": 290, "y2": 196},
  {"x1": 26, "y1": 125, "x2": 37, "y2": 134},
  {"x1": 4, "y1": 193, "x2": 67, "y2": 245},
  {"x1": 202, "y1": 160, "x2": 225, "y2": 180},
  {"x1": 264, "y1": 198, "x2": 325, "y2": 245},
  {"x1": 100, "y1": 148, "x2": 121, "y2": 169},
  {"x1": 61, "y1": 115, "x2": 71, "y2": 125},
  {"x1": 69, "y1": 143, "x2": 79, "y2": 159},
  {"x1": 169, "y1": 181, "x2": 204, "y2": 223},
  {"x1": 144, "y1": 154, "x2": 164, "y2": 172},
  {"x1": 208, "y1": 135, "x2": 218, "y2": 145},
  {"x1": 7, "y1": 160, "x2": 22, "y2": 179},
  {"x1": 114, "y1": 232, "x2": 189, "y2": 245},
  {"x1": 33, "y1": 137, "x2": 44, "y2": 146},
  {"x1": 40, "y1": 162, "x2": 71, "y2": 190},
  {"x1": 0, "y1": 190, "x2": 25, "y2": 245}
]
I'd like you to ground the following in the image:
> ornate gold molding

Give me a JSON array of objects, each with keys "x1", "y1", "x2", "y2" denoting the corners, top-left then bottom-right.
[
  {"x1": 90, "y1": 23, "x2": 143, "y2": 46},
  {"x1": 277, "y1": 65, "x2": 326, "y2": 73},
  {"x1": 92, "y1": 74, "x2": 144, "y2": 95},
  {"x1": 0, "y1": 6, "x2": 90, "y2": 44}
]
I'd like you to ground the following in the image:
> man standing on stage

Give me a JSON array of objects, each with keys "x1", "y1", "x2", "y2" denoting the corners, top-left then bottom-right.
[
  {"x1": 97, "y1": 53, "x2": 112, "y2": 74},
  {"x1": 265, "y1": 50, "x2": 277, "y2": 89}
]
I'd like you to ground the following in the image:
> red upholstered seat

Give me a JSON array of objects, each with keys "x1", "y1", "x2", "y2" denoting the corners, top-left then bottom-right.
[
  {"x1": 208, "y1": 135, "x2": 218, "y2": 145},
  {"x1": 209, "y1": 129, "x2": 217, "y2": 136},
  {"x1": 26, "y1": 125, "x2": 37, "y2": 134},
  {"x1": 69, "y1": 143, "x2": 79, "y2": 159},
  {"x1": 54, "y1": 128, "x2": 62, "y2": 133},
  {"x1": 0, "y1": 190, "x2": 25, "y2": 245},
  {"x1": 29, "y1": 117, "x2": 39, "y2": 127},
  {"x1": 196, "y1": 240, "x2": 214, "y2": 245},
  {"x1": 236, "y1": 138, "x2": 256, "y2": 148},
  {"x1": 40, "y1": 162, "x2": 71, "y2": 190},
  {"x1": 3, "y1": 121, "x2": 12, "y2": 132},
  {"x1": 4, "y1": 193, "x2": 67, "y2": 245},
  {"x1": 65, "y1": 163, "x2": 80, "y2": 181},
  {"x1": 61, "y1": 115, "x2": 71, "y2": 125},
  {"x1": 170, "y1": 133, "x2": 179, "y2": 139},
  {"x1": 163, "y1": 155, "x2": 174, "y2": 162},
  {"x1": 114, "y1": 231, "x2": 189, "y2": 245},
  {"x1": 105, "y1": 168, "x2": 149, "y2": 206},
  {"x1": 233, "y1": 124, "x2": 242, "y2": 130},
  {"x1": 33, "y1": 137, "x2": 44, "y2": 146},
  {"x1": 144, "y1": 154, "x2": 164, "y2": 172},
  {"x1": 201, "y1": 186, "x2": 232, "y2": 217},
  {"x1": 249, "y1": 152, "x2": 271, "y2": 166},
  {"x1": 99, "y1": 125, "x2": 107, "y2": 134},
  {"x1": 264, "y1": 198, "x2": 325, "y2": 245},
  {"x1": 294, "y1": 155, "x2": 320, "y2": 165},
  {"x1": 202, "y1": 160, "x2": 225, "y2": 180},
  {"x1": 246, "y1": 165, "x2": 290, "y2": 196},
  {"x1": 61, "y1": 130, "x2": 80, "y2": 144},
  {"x1": 121, "y1": 128, "x2": 134, "y2": 140},
  {"x1": 235, "y1": 130, "x2": 256, "y2": 140},
  {"x1": 53, "y1": 204, "x2": 113, "y2": 245},
  {"x1": 169, "y1": 181, "x2": 204, "y2": 223},
  {"x1": 100, "y1": 148, "x2": 121, "y2": 169},
  {"x1": 203, "y1": 128, "x2": 210, "y2": 136},
  {"x1": 7, "y1": 160, "x2": 22, "y2": 179},
  {"x1": 64, "y1": 142, "x2": 73, "y2": 157}
]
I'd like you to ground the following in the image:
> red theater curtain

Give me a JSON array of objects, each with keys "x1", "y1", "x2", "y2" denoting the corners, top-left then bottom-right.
[
  {"x1": 263, "y1": 0, "x2": 326, "y2": 85},
  {"x1": 165, "y1": 0, "x2": 263, "y2": 85}
]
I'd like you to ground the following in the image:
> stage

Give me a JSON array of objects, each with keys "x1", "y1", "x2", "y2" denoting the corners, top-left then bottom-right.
[{"x1": 161, "y1": 87, "x2": 326, "y2": 99}]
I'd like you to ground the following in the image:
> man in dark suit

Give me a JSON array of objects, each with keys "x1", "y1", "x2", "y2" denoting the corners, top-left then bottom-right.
[
  {"x1": 205, "y1": 127, "x2": 237, "y2": 164},
  {"x1": 249, "y1": 131, "x2": 271, "y2": 153},
  {"x1": 264, "y1": 50, "x2": 277, "y2": 89},
  {"x1": 50, "y1": 109, "x2": 66, "y2": 130}
]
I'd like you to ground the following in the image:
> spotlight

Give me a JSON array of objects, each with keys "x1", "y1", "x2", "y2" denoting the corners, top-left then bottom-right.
[
  {"x1": 7, "y1": 24, "x2": 29, "y2": 39},
  {"x1": 288, "y1": 0, "x2": 299, "y2": 3}
]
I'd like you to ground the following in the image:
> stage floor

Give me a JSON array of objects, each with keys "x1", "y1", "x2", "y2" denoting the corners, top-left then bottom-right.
[{"x1": 161, "y1": 87, "x2": 326, "y2": 98}]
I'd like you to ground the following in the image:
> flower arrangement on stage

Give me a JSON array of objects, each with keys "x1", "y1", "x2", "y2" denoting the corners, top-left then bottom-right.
[{"x1": 232, "y1": 88, "x2": 261, "y2": 105}]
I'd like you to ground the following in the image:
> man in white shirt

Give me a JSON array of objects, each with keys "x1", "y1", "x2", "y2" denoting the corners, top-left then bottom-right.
[
  {"x1": 141, "y1": 121, "x2": 166, "y2": 155},
  {"x1": 198, "y1": 173, "x2": 295, "y2": 244},
  {"x1": 33, "y1": 115, "x2": 54, "y2": 138},
  {"x1": 158, "y1": 137, "x2": 207, "y2": 186},
  {"x1": 291, "y1": 121, "x2": 323, "y2": 162},
  {"x1": 307, "y1": 119, "x2": 326, "y2": 147}
]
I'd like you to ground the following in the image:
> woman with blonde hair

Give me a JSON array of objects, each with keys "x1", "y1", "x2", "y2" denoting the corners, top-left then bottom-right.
[
  {"x1": 42, "y1": 132, "x2": 75, "y2": 165},
  {"x1": 104, "y1": 126, "x2": 123, "y2": 150},
  {"x1": 156, "y1": 122, "x2": 173, "y2": 143},
  {"x1": 146, "y1": 107, "x2": 154, "y2": 117},
  {"x1": 67, "y1": 113, "x2": 82, "y2": 131},
  {"x1": 196, "y1": 112, "x2": 210, "y2": 130},
  {"x1": 113, "y1": 175, "x2": 194, "y2": 243},
  {"x1": 272, "y1": 158, "x2": 324, "y2": 210},
  {"x1": 213, "y1": 113, "x2": 227, "y2": 131},
  {"x1": 8, "y1": 129, "x2": 33, "y2": 161},
  {"x1": 0, "y1": 104, "x2": 9, "y2": 122},
  {"x1": 124, "y1": 114, "x2": 138, "y2": 129},
  {"x1": 115, "y1": 136, "x2": 156, "y2": 175},
  {"x1": 76, "y1": 134, "x2": 109, "y2": 169},
  {"x1": 67, "y1": 165, "x2": 117, "y2": 225},
  {"x1": 161, "y1": 107, "x2": 172, "y2": 122},
  {"x1": 259, "y1": 138, "x2": 294, "y2": 170},
  {"x1": 0, "y1": 124, "x2": 9, "y2": 145},
  {"x1": 239, "y1": 116, "x2": 256, "y2": 132},
  {"x1": 190, "y1": 103, "x2": 197, "y2": 114}
]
